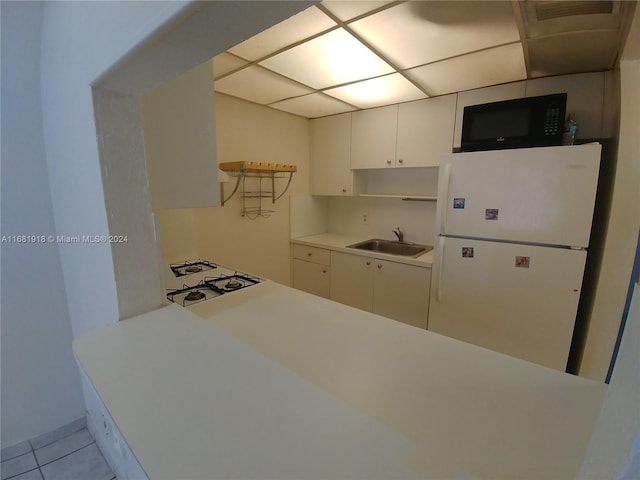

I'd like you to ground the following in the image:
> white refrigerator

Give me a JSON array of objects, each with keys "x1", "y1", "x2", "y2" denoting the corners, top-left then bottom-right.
[{"x1": 428, "y1": 144, "x2": 601, "y2": 371}]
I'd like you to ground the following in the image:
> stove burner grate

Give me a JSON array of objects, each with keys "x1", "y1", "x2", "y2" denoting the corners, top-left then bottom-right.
[
  {"x1": 184, "y1": 290, "x2": 206, "y2": 301},
  {"x1": 166, "y1": 280, "x2": 224, "y2": 306},
  {"x1": 204, "y1": 272, "x2": 261, "y2": 293},
  {"x1": 225, "y1": 279, "x2": 242, "y2": 289},
  {"x1": 170, "y1": 259, "x2": 217, "y2": 277}
]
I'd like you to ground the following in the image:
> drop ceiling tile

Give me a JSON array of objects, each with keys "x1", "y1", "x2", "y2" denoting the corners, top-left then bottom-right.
[
  {"x1": 270, "y1": 93, "x2": 357, "y2": 118},
  {"x1": 406, "y1": 43, "x2": 526, "y2": 96},
  {"x1": 323, "y1": 73, "x2": 426, "y2": 109},
  {"x1": 320, "y1": 1, "x2": 395, "y2": 22},
  {"x1": 229, "y1": 6, "x2": 337, "y2": 61},
  {"x1": 213, "y1": 53, "x2": 248, "y2": 79},
  {"x1": 527, "y1": 31, "x2": 619, "y2": 77},
  {"x1": 259, "y1": 28, "x2": 395, "y2": 89},
  {"x1": 349, "y1": 1, "x2": 521, "y2": 69},
  {"x1": 214, "y1": 66, "x2": 313, "y2": 105}
]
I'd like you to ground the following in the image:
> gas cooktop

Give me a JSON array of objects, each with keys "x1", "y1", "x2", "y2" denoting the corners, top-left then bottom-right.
[{"x1": 165, "y1": 259, "x2": 263, "y2": 306}]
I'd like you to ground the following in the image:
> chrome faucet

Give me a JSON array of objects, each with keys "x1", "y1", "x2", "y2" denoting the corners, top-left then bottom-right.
[{"x1": 392, "y1": 227, "x2": 404, "y2": 243}]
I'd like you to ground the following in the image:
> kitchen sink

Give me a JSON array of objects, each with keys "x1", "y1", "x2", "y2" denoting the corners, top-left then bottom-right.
[{"x1": 346, "y1": 239, "x2": 432, "y2": 258}]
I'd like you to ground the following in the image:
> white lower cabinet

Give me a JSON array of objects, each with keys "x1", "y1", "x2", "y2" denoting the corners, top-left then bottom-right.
[
  {"x1": 330, "y1": 251, "x2": 431, "y2": 329},
  {"x1": 330, "y1": 251, "x2": 374, "y2": 311},
  {"x1": 292, "y1": 244, "x2": 331, "y2": 299},
  {"x1": 371, "y1": 258, "x2": 431, "y2": 329}
]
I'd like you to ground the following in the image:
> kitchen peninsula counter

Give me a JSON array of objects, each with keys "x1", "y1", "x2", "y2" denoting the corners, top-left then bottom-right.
[
  {"x1": 74, "y1": 281, "x2": 606, "y2": 479},
  {"x1": 291, "y1": 232, "x2": 434, "y2": 267}
]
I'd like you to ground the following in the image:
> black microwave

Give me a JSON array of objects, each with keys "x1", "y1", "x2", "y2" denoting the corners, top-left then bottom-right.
[{"x1": 460, "y1": 93, "x2": 567, "y2": 152}]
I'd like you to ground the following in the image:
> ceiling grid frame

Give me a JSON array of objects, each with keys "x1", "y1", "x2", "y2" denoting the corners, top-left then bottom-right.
[{"x1": 212, "y1": 0, "x2": 636, "y2": 119}]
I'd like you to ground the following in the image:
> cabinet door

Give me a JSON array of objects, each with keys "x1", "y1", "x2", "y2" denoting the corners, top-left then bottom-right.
[
  {"x1": 372, "y1": 259, "x2": 430, "y2": 329},
  {"x1": 330, "y1": 251, "x2": 373, "y2": 311},
  {"x1": 141, "y1": 60, "x2": 220, "y2": 210},
  {"x1": 292, "y1": 259, "x2": 331, "y2": 299},
  {"x1": 351, "y1": 105, "x2": 398, "y2": 169},
  {"x1": 396, "y1": 94, "x2": 456, "y2": 167},
  {"x1": 311, "y1": 113, "x2": 353, "y2": 196}
]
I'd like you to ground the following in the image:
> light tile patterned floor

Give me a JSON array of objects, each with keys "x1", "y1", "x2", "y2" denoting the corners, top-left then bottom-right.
[{"x1": 1, "y1": 418, "x2": 114, "y2": 480}]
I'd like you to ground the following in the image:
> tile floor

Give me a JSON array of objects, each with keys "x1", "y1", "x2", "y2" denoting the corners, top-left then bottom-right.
[{"x1": 1, "y1": 417, "x2": 115, "y2": 480}]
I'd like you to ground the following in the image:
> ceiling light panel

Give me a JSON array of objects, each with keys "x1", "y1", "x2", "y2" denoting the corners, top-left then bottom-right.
[
  {"x1": 320, "y1": 1, "x2": 395, "y2": 22},
  {"x1": 213, "y1": 53, "x2": 248, "y2": 79},
  {"x1": 259, "y1": 28, "x2": 395, "y2": 89},
  {"x1": 270, "y1": 93, "x2": 357, "y2": 118},
  {"x1": 349, "y1": 1, "x2": 521, "y2": 69},
  {"x1": 406, "y1": 43, "x2": 526, "y2": 96},
  {"x1": 324, "y1": 73, "x2": 426, "y2": 109},
  {"x1": 214, "y1": 66, "x2": 313, "y2": 105},
  {"x1": 229, "y1": 6, "x2": 337, "y2": 61}
]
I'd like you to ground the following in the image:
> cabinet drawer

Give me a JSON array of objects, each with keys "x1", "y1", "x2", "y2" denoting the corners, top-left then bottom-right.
[{"x1": 292, "y1": 244, "x2": 330, "y2": 265}]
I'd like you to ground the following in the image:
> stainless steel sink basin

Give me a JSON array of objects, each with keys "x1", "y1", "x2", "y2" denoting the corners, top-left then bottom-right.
[{"x1": 346, "y1": 239, "x2": 433, "y2": 258}]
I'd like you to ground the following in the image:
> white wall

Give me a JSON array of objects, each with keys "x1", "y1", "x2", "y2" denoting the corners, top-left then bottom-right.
[
  {"x1": 156, "y1": 94, "x2": 437, "y2": 284},
  {"x1": 327, "y1": 197, "x2": 437, "y2": 245},
  {"x1": 1, "y1": 0, "x2": 311, "y2": 447},
  {"x1": 580, "y1": 282, "x2": 640, "y2": 479},
  {"x1": 40, "y1": 0, "x2": 190, "y2": 338},
  {"x1": 39, "y1": 0, "x2": 313, "y2": 331},
  {"x1": 579, "y1": 9, "x2": 640, "y2": 474},
  {"x1": 1, "y1": 1, "x2": 85, "y2": 446},
  {"x1": 2, "y1": 0, "x2": 637, "y2": 456},
  {"x1": 156, "y1": 93, "x2": 312, "y2": 285},
  {"x1": 579, "y1": 9, "x2": 640, "y2": 382},
  {"x1": 326, "y1": 167, "x2": 440, "y2": 245}
]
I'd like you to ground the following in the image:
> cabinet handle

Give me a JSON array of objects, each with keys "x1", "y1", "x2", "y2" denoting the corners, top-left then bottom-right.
[
  {"x1": 322, "y1": 269, "x2": 327, "y2": 273},
  {"x1": 386, "y1": 159, "x2": 392, "y2": 165},
  {"x1": 342, "y1": 188, "x2": 347, "y2": 193},
  {"x1": 307, "y1": 252, "x2": 313, "y2": 257},
  {"x1": 377, "y1": 264, "x2": 382, "y2": 269},
  {"x1": 398, "y1": 158, "x2": 404, "y2": 164},
  {"x1": 366, "y1": 261, "x2": 371, "y2": 266}
]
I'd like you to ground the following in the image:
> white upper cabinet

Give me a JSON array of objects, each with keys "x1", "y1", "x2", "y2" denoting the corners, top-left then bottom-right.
[
  {"x1": 351, "y1": 104, "x2": 398, "y2": 169},
  {"x1": 352, "y1": 95, "x2": 457, "y2": 169},
  {"x1": 396, "y1": 94, "x2": 457, "y2": 167},
  {"x1": 142, "y1": 60, "x2": 220, "y2": 210},
  {"x1": 311, "y1": 112, "x2": 353, "y2": 196}
]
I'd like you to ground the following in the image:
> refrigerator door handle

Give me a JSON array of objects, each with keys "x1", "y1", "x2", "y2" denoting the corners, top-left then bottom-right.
[
  {"x1": 435, "y1": 235, "x2": 445, "y2": 302},
  {"x1": 440, "y1": 163, "x2": 451, "y2": 235}
]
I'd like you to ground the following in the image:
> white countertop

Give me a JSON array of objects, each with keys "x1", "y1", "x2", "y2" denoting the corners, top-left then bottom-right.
[
  {"x1": 291, "y1": 233, "x2": 434, "y2": 267},
  {"x1": 74, "y1": 282, "x2": 606, "y2": 479}
]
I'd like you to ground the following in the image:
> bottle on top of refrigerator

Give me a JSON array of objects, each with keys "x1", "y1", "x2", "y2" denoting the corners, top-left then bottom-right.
[{"x1": 563, "y1": 115, "x2": 578, "y2": 145}]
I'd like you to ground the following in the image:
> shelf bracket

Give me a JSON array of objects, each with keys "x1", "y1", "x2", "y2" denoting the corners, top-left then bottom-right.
[
  {"x1": 219, "y1": 161, "x2": 297, "y2": 215},
  {"x1": 222, "y1": 175, "x2": 242, "y2": 206}
]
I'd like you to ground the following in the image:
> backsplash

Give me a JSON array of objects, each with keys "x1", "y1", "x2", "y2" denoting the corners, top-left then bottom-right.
[{"x1": 327, "y1": 196, "x2": 437, "y2": 246}]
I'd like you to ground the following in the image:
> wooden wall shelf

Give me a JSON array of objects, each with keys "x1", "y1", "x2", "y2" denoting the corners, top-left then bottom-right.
[{"x1": 218, "y1": 161, "x2": 297, "y2": 218}]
